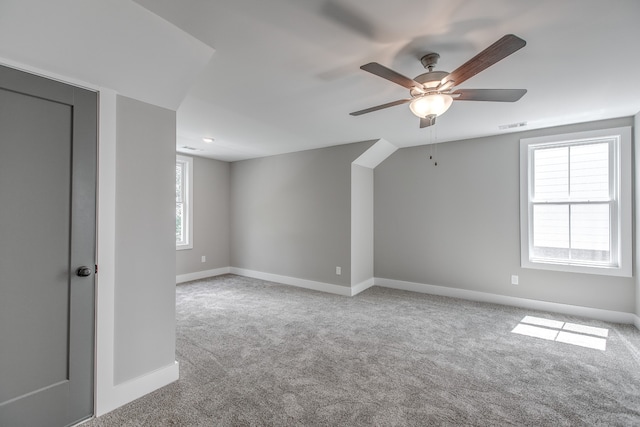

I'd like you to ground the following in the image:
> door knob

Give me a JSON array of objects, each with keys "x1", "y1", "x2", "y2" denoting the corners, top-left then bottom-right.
[{"x1": 76, "y1": 266, "x2": 92, "y2": 277}]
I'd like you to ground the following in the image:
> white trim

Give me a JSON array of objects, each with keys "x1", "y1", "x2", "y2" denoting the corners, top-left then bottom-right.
[
  {"x1": 95, "y1": 89, "x2": 118, "y2": 417},
  {"x1": 176, "y1": 267, "x2": 231, "y2": 284},
  {"x1": 229, "y1": 267, "x2": 352, "y2": 296},
  {"x1": 180, "y1": 270, "x2": 636, "y2": 328},
  {"x1": 0, "y1": 57, "x2": 125, "y2": 418},
  {"x1": 96, "y1": 362, "x2": 179, "y2": 416},
  {"x1": 375, "y1": 277, "x2": 637, "y2": 325},
  {"x1": 95, "y1": 91, "x2": 180, "y2": 416},
  {"x1": 180, "y1": 267, "x2": 372, "y2": 296},
  {"x1": 0, "y1": 58, "x2": 182, "y2": 418},
  {"x1": 519, "y1": 126, "x2": 632, "y2": 277},
  {"x1": 351, "y1": 278, "x2": 375, "y2": 296},
  {"x1": 0, "y1": 58, "x2": 99, "y2": 93}
]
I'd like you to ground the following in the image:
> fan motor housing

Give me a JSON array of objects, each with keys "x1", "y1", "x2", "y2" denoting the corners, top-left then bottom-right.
[{"x1": 414, "y1": 70, "x2": 449, "y2": 89}]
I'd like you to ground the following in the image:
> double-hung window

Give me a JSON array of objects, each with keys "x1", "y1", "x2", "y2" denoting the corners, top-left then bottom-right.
[
  {"x1": 519, "y1": 127, "x2": 631, "y2": 277},
  {"x1": 176, "y1": 155, "x2": 193, "y2": 250}
]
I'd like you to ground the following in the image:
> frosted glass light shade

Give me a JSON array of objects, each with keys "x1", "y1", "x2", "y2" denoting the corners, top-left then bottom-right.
[{"x1": 409, "y1": 94, "x2": 453, "y2": 118}]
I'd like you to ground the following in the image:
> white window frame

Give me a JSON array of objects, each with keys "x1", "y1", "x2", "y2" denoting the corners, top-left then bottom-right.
[
  {"x1": 176, "y1": 155, "x2": 193, "y2": 250},
  {"x1": 519, "y1": 126, "x2": 631, "y2": 277}
]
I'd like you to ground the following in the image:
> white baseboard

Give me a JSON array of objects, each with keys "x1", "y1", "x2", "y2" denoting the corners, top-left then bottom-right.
[
  {"x1": 375, "y1": 277, "x2": 637, "y2": 325},
  {"x1": 229, "y1": 267, "x2": 353, "y2": 296},
  {"x1": 176, "y1": 267, "x2": 230, "y2": 284},
  {"x1": 351, "y1": 277, "x2": 375, "y2": 296},
  {"x1": 174, "y1": 269, "x2": 639, "y2": 330},
  {"x1": 96, "y1": 361, "x2": 179, "y2": 417}
]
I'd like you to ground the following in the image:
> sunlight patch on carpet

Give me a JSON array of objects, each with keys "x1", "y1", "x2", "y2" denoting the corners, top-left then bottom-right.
[{"x1": 512, "y1": 316, "x2": 608, "y2": 351}]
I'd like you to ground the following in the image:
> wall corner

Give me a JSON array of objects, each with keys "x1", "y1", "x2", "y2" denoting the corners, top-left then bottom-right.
[{"x1": 350, "y1": 139, "x2": 398, "y2": 287}]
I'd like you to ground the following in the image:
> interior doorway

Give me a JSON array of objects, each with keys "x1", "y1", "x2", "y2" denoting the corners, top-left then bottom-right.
[{"x1": 0, "y1": 64, "x2": 97, "y2": 427}]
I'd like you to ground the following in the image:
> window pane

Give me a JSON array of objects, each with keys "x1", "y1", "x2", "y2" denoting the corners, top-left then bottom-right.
[
  {"x1": 570, "y1": 143, "x2": 608, "y2": 200},
  {"x1": 176, "y1": 163, "x2": 183, "y2": 203},
  {"x1": 534, "y1": 147, "x2": 568, "y2": 201},
  {"x1": 570, "y1": 204, "x2": 610, "y2": 262},
  {"x1": 176, "y1": 202, "x2": 184, "y2": 243},
  {"x1": 533, "y1": 204, "x2": 569, "y2": 249}
]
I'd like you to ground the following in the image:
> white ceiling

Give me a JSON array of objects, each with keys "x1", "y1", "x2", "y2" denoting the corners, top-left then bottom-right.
[
  {"x1": 0, "y1": 0, "x2": 213, "y2": 110},
  {"x1": 2, "y1": 1, "x2": 639, "y2": 162},
  {"x1": 133, "y1": 0, "x2": 640, "y2": 161}
]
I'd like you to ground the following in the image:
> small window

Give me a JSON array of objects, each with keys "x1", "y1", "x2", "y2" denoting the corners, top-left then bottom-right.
[
  {"x1": 520, "y1": 127, "x2": 631, "y2": 277},
  {"x1": 176, "y1": 155, "x2": 193, "y2": 250}
]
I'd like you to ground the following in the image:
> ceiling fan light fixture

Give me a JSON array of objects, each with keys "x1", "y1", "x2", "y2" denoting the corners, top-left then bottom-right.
[
  {"x1": 409, "y1": 94, "x2": 453, "y2": 119},
  {"x1": 437, "y1": 79, "x2": 455, "y2": 91}
]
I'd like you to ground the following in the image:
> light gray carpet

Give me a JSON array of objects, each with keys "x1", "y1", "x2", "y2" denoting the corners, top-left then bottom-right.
[{"x1": 85, "y1": 274, "x2": 640, "y2": 426}]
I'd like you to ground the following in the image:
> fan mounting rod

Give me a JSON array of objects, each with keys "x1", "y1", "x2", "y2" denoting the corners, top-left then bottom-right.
[{"x1": 420, "y1": 53, "x2": 440, "y2": 71}]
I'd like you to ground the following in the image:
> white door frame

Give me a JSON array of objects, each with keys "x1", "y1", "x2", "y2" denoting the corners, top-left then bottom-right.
[{"x1": 0, "y1": 57, "x2": 178, "y2": 418}]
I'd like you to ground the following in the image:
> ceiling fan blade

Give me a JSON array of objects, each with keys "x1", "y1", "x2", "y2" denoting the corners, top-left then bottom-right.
[
  {"x1": 452, "y1": 89, "x2": 527, "y2": 102},
  {"x1": 350, "y1": 99, "x2": 411, "y2": 116},
  {"x1": 420, "y1": 115, "x2": 436, "y2": 128},
  {"x1": 361, "y1": 62, "x2": 422, "y2": 90},
  {"x1": 440, "y1": 34, "x2": 526, "y2": 88}
]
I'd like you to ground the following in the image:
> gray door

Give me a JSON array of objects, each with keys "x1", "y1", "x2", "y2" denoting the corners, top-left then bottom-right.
[{"x1": 0, "y1": 65, "x2": 97, "y2": 427}]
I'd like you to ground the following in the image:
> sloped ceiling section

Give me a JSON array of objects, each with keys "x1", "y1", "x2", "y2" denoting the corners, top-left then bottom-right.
[
  {"x1": 6, "y1": 1, "x2": 637, "y2": 161},
  {"x1": 130, "y1": 0, "x2": 640, "y2": 162},
  {"x1": 0, "y1": 0, "x2": 214, "y2": 110}
]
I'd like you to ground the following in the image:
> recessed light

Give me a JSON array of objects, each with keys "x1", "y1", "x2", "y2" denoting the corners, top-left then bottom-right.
[{"x1": 202, "y1": 137, "x2": 214, "y2": 143}]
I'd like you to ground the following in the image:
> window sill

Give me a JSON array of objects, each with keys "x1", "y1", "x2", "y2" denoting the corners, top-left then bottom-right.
[
  {"x1": 176, "y1": 244, "x2": 192, "y2": 251},
  {"x1": 521, "y1": 259, "x2": 631, "y2": 278}
]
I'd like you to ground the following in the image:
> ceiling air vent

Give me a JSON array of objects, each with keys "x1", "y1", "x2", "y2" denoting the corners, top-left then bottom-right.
[
  {"x1": 180, "y1": 145, "x2": 202, "y2": 151},
  {"x1": 499, "y1": 121, "x2": 527, "y2": 130}
]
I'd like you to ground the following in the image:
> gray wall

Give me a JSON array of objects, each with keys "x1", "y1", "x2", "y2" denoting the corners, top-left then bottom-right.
[
  {"x1": 351, "y1": 164, "x2": 374, "y2": 285},
  {"x1": 176, "y1": 156, "x2": 230, "y2": 275},
  {"x1": 114, "y1": 95, "x2": 176, "y2": 383},
  {"x1": 230, "y1": 142, "x2": 372, "y2": 286},
  {"x1": 375, "y1": 117, "x2": 635, "y2": 313}
]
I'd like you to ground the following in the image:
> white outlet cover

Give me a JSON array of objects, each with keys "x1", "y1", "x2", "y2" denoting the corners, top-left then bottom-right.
[{"x1": 511, "y1": 275, "x2": 519, "y2": 285}]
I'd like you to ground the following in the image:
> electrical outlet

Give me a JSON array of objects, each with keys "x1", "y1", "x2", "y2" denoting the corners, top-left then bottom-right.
[
  {"x1": 336, "y1": 266, "x2": 341, "y2": 276},
  {"x1": 201, "y1": 256, "x2": 206, "y2": 263},
  {"x1": 511, "y1": 275, "x2": 519, "y2": 285}
]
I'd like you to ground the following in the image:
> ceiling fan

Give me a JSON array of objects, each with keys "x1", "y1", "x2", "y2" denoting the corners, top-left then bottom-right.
[{"x1": 350, "y1": 34, "x2": 527, "y2": 128}]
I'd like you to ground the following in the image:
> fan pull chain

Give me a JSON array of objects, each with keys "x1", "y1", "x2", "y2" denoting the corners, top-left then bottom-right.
[
  {"x1": 427, "y1": 126, "x2": 439, "y2": 166},
  {"x1": 429, "y1": 127, "x2": 433, "y2": 160},
  {"x1": 433, "y1": 126, "x2": 438, "y2": 166}
]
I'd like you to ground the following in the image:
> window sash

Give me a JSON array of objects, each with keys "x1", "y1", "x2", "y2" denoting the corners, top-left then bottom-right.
[
  {"x1": 530, "y1": 138, "x2": 614, "y2": 203},
  {"x1": 176, "y1": 155, "x2": 192, "y2": 249},
  {"x1": 529, "y1": 201, "x2": 613, "y2": 266},
  {"x1": 520, "y1": 126, "x2": 631, "y2": 277}
]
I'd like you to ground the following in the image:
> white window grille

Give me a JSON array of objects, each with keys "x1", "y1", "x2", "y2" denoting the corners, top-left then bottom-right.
[{"x1": 519, "y1": 127, "x2": 631, "y2": 276}]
